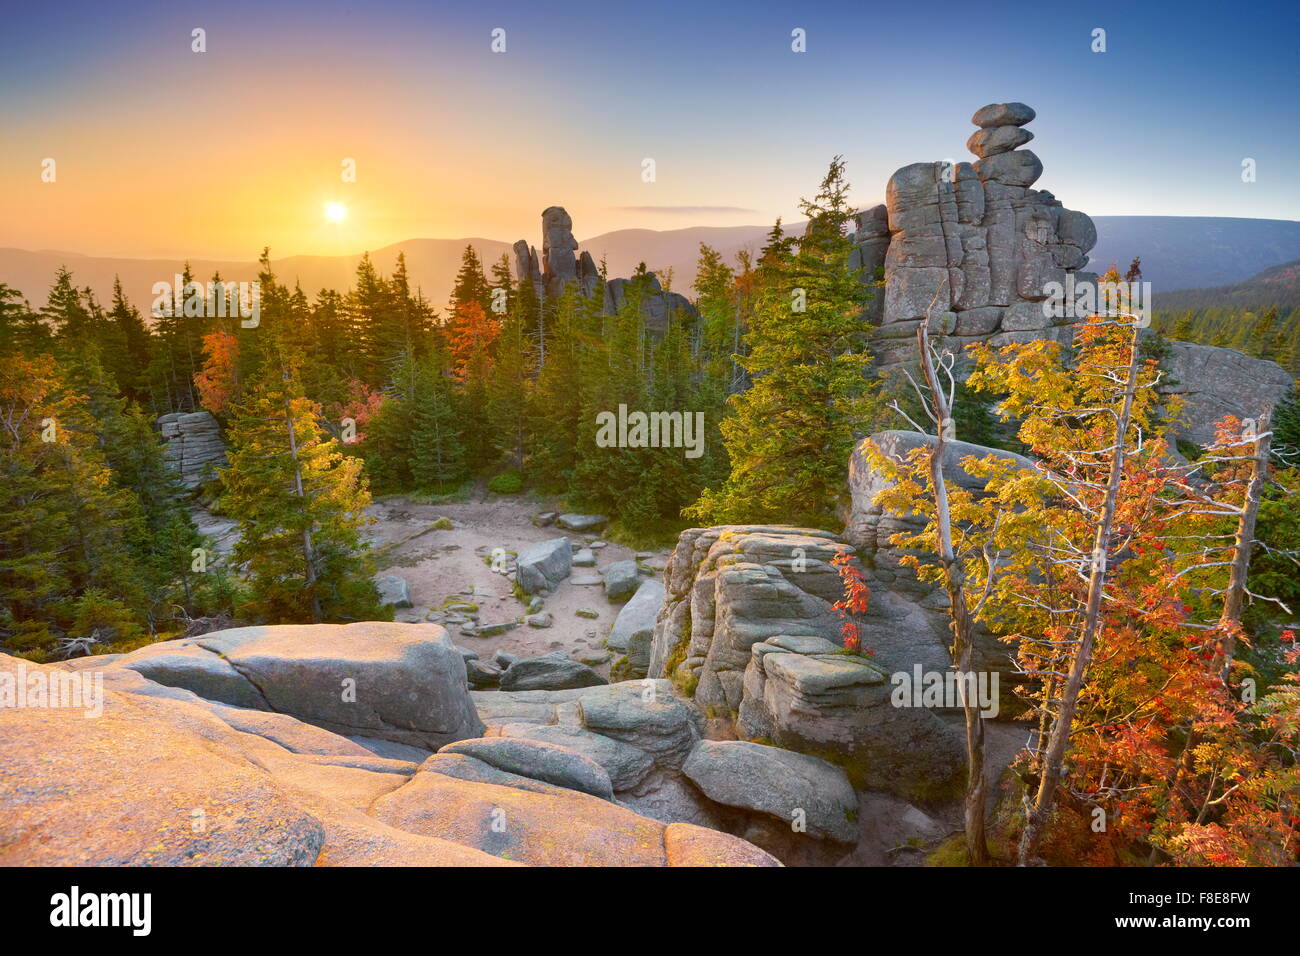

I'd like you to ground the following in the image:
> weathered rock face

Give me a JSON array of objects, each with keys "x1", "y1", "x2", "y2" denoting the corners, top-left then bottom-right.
[
  {"x1": 158, "y1": 410, "x2": 227, "y2": 489},
  {"x1": 471, "y1": 680, "x2": 724, "y2": 831},
  {"x1": 647, "y1": 526, "x2": 854, "y2": 714},
  {"x1": 860, "y1": 103, "x2": 1097, "y2": 373},
  {"x1": 682, "y1": 739, "x2": 859, "y2": 843},
  {"x1": 0, "y1": 653, "x2": 778, "y2": 867},
  {"x1": 608, "y1": 578, "x2": 667, "y2": 678},
  {"x1": 738, "y1": 635, "x2": 964, "y2": 798},
  {"x1": 513, "y1": 207, "x2": 697, "y2": 330},
  {"x1": 859, "y1": 103, "x2": 1290, "y2": 448},
  {"x1": 646, "y1": 524, "x2": 977, "y2": 800},
  {"x1": 845, "y1": 430, "x2": 1033, "y2": 678},
  {"x1": 110, "y1": 622, "x2": 485, "y2": 749},
  {"x1": 1156, "y1": 339, "x2": 1294, "y2": 445}
]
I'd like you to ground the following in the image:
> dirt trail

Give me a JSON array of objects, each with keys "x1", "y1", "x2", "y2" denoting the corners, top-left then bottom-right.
[{"x1": 368, "y1": 494, "x2": 668, "y2": 675}]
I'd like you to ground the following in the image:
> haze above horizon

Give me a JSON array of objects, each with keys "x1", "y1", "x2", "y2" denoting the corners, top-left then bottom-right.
[{"x1": 3, "y1": 0, "x2": 1298, "y2": 260}]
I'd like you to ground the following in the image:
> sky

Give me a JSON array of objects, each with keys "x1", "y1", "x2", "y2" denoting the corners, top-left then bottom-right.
[{"x1": 1, "y1": 0, "x2": 1297, "y2": 260}]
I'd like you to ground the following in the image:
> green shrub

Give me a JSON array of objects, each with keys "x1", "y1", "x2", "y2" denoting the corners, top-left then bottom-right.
[{"x1": 487, "y1": 471, "x2": 524, "y2": 494}]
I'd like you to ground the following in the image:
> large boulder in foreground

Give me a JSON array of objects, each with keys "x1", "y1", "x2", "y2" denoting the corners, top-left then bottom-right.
[
  {"x1": 111, "y1": 622, "x2": 484, "y2": 749},
  {"x1": 372, "y1": 755, "x2": 776, "y2": 867},
  {"x1": 0, "y1": 654, "x2": 777, "y2": 867}
]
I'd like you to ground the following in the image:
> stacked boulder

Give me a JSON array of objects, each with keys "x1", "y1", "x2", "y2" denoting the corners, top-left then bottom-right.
[
  {"x1": 513, "y1": 206, "x2": 696, "y2": 333},
  {"x1": 857, "y1": 102, "x2": 1294, "y2": 446},
  {"x1": 158, "y1": 410, "x2": 227, "y2": 489},
  {"x1": 861, "y1": 102, "x2": 1097, "y2": 372}
]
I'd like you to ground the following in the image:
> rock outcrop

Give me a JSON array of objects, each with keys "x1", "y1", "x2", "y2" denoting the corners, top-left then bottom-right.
[
  {"x1": 859, "y1": 102, "x2": 1293, "y2": 445},
  {"x1": 645, "y1": 524, "x2": 969, "y2": 799},
  {"x1": 1156, "y1": 339, "x2": 1294, "y2": 445},
  {"x1": 513, "y1": 207, "x2": 696, "y2": 331},
  {"x1": 158, "y1": 410, "x2": 227, "y2": 489},
  {"x1": 861, "y1": 102, "x2": 1097, "y2": 374},
  {"x1": 738, "y1": 634, "x2": 964, "y2": 798},
  {"x1": 845, "y1": 429, "x2": 1033, "y2": 679},
  {"x1": 647, "y1": 526, "x2": 853, "y2": 713},
  {"x1": 110, "y1": 622, "x2": 485, "y2": 749},
  {"x1": 0, "y1": 649, "x2": 779, "y2": 866}
]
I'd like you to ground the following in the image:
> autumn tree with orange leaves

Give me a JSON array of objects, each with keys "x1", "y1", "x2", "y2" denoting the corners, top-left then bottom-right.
[
  {"x1": 952, "y1": 300, "x2": 1300, "y2": 866},
  {"x1": 194, "y1": 330, "x2": 240, "y2": 415}
]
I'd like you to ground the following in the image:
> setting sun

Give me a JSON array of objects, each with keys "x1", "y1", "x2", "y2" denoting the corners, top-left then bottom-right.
[{"x1": 325, "y1": 202, "x2": 347, "y2": 223}]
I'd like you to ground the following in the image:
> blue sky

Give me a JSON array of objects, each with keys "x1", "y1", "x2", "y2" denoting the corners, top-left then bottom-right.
[{"x1": 2, "y1": 0, "x2": 1297, "y2": 257}]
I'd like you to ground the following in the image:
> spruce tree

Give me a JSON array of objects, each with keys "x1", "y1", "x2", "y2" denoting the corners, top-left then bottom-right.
[
  {"x1": 688, "y1": 158, "x2": 879, "y2": 527},
  {"x1": 222, "y1": 348, "x2": 384, "y2": 624},
  {"x1": 408, "y1": 356, "x2": 466, "y2": 491}
]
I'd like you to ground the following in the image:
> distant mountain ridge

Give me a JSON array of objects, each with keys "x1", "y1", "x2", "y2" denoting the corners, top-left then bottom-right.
[
  {"x1": 1153, "y1": 257, "x2": 1300, "y2": 311},
  {"x1": 3, "y1": 216, "x2": 1299, "y2": 316},
  {"x1": 1089, "y1": 217, "x2": 1300, "y2": 292}
]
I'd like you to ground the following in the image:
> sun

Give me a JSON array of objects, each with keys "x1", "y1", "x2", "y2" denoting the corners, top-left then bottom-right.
[{"x1": 325, "y1": 202, "x2": 347, "y2": 223}]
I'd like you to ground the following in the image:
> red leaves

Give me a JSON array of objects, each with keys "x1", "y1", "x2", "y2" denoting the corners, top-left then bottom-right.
[{"x1": 831, "y1": 549, "x2": 871, "y2": 655}]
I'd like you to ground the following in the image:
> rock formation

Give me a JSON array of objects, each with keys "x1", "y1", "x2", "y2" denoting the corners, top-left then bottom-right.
[
  {"x1": 858, "y1": 102, "x2": 1097, "y2": 374},
  {"x1": 854, "y1": 102, "x2": 1294, "y2": 444},
  {"x1": 158, "y1": 409, "x2": 227, "y2": 489},
  {"x1": 1, "y1": 630, "x2": 781, "y2": 866},
  {"x1": 645, "y1": 525, "x2": 968, "y2": 799},
  {"x1": 112, "y1": 622, "x2": 484, "y2": 749},
  {"x1": 513, "y1": 207, "x2": 696, "y2": 332},
  {"x1": 1157, "y1": 339, "x2": 1295, "y2": 445},
  {"x1": 857, "y1": 102, "x2": 1293, "y2": 444}
]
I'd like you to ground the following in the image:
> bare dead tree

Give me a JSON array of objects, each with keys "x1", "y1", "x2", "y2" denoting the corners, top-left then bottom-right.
[{"x1": 883, "y1": 290, "x2": 994, "y2": 865}]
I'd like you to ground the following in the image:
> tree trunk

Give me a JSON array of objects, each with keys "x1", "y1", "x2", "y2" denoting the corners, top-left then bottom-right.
[
  {"x1": 281, "y1": 373, "x2": 321, "y2": 624},
  {"x1": 917, "y1": 322, "x2": 989, "y2": 865},
  {"x1": 1018, "y1": 326, "x2": 1142, "y2": 866},
  {"x1": 1220, "y1": 411, "x2": 1271, "y2": 682}
]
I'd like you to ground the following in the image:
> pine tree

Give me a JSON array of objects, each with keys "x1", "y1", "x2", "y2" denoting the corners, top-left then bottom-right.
[
  {"x1": 449, "y1": 244, "x2": 492, "y2": 317},
  {"x1": 104, "y1": 277, "x2": 152, "y2": 402},
  {"x1": 408, "y1": 357, "x2": 466, "y2": 491},
  {"x1": 485, "y1": 292, "x2": 531, "y2": 473},
  {"x1": 0, "y1": 283, "x2": 48, "y2": 353},
  {"x1": 222, "y1": 349, "x2": 384, "y2": 624},
  {"x1": 688, "y1": 159, "x2": 879, "y2": 527},
  {"x1": 528, "y1": 285, "x2": 588, "y2": 488},
  {"x1": 0, "y1": 352, "x2": 151, "y2": 658}
]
